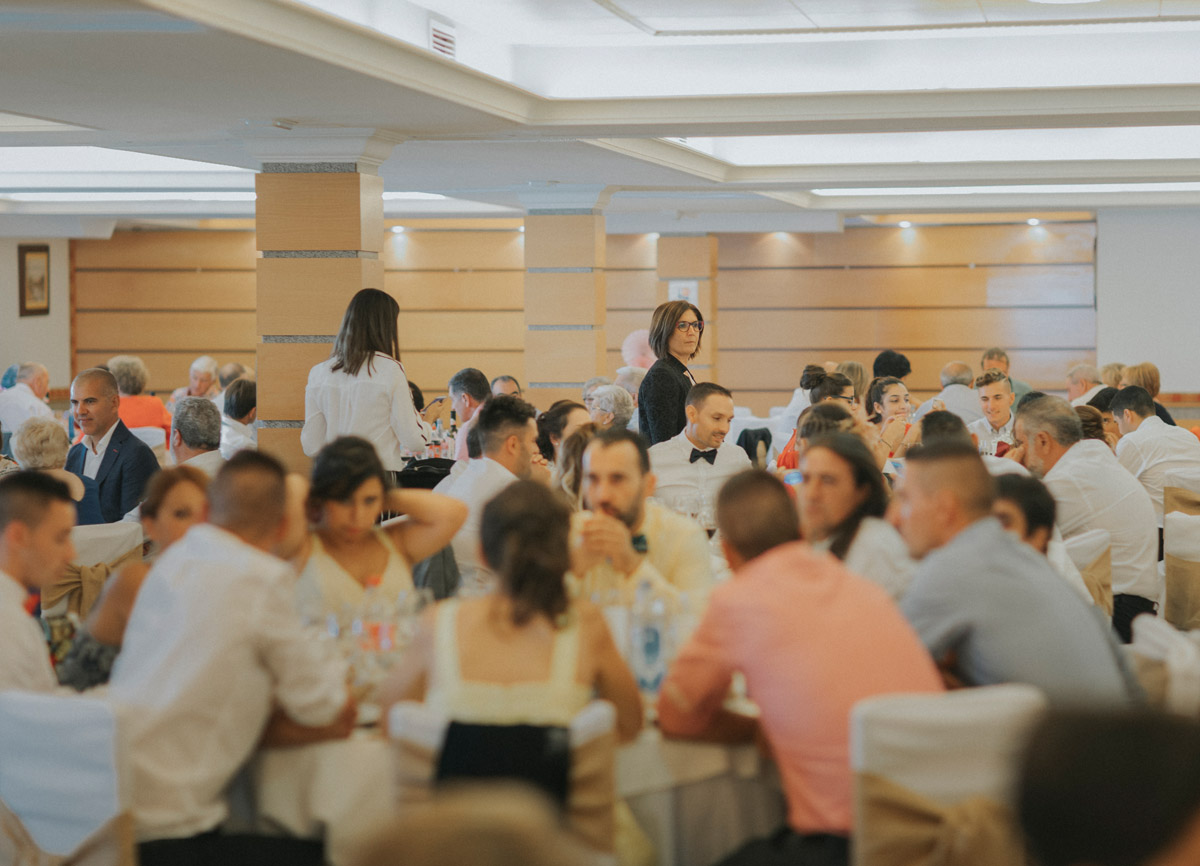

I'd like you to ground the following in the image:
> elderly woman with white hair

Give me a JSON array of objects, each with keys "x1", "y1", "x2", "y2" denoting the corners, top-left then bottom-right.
[
  {"x1": 13, "y1": 416, "x2": 105, "y2": 525},
  {"x1": 587, "y1": 384, "x2": 635, "y2": 432},
  {"x1": 108, "y1": 354, "x2": 172, "y2": 437},
  {"x1": 166, "y1": 355, "x2": 219, "y2": 413}
]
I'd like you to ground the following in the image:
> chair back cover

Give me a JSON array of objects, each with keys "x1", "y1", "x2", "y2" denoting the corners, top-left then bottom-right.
[
  {"x1": 1163, "y1": 468, "x2": 1200, "y2": 630},
  {"x1": 1129, "y1": 614, "x2": 1200, "y2": 715},
  {"x1": 41, "y1": 523, "x2": 143, "y2": 618},
  {"x1": 1062, "y1": 529, "x2": 1113, "y2": 615}
]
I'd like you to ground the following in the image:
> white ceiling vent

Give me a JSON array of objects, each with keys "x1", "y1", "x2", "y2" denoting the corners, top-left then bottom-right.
[{"x1": 428, "y1": 19, "x2": 456, "y2": 60}]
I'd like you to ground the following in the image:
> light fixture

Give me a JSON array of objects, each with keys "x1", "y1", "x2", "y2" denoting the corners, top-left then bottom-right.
[
  {"x1": 1027, "y1": 218, "x2": 1041, "y2": 226},
  {"x1": 518, "y1": 226, "x2": 525, "y2": 232},
  {"x1": 1027, "y1": 0, "x2": 1104, "y2": 4},
  {"x1": 898, "y1": 220, "x2": 912, "y2": 228},
  {"x1": 390, "y1": 226, "x2": 406, "y2": 233},
  {"x1": 812, "y1": 182, "x2": 1200, "y2": 196}
]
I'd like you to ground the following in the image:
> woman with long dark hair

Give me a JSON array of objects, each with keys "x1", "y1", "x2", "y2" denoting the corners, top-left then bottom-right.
[{"x1": 637, "y1": 300, "x2": 704, "y2": 446}]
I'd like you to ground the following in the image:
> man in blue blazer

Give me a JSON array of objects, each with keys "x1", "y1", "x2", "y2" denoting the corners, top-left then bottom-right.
[{"x1": 65, "y1": 368, "x2": 159, "y2": 523}]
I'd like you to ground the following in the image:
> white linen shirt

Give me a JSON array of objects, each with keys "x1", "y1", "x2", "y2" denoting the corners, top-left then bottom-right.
[
  {"x1": 1070, "y1": 385, "x2": 1105, "y2": 408},
  {"x1": 219, "y1": 416, "x2": 257, "y2": 460},
  {"x1": 81, "y1": 421, "x2": 118, "y2": 480},
  {"x1": 108, "y1": 525, "x2": 348, "y2": 841},
  {"x1": 913, "y1": 383, "x2": 984, "y2": 425},
  {"x1": 301, "y1": 354, "x2": 430, "y2": 472},
  {"x1": 1115, "y1": 416, "x2": 1200, "y2": 526},
  {"x1": 441, "y1": 457, "x2": 518, "y2": 594},
  {"x1": 0, "y1": 572, "x2": 57, "y2": 693},
  {"x1": 968, "y1": 412, "x2": 1016, "y2": 458},
  {"x1": 0, "y1": 382, "x2": 51, "y2": 439},
  {"x1": 649, "y1": 430, "x2": 751, "y2": 512},
  {"x1": 1043, "y1": 439, "x2": 1161, "y2": 601},
  {"x1": 814, "y1": 516, "x2": 916, "y2": 600}
]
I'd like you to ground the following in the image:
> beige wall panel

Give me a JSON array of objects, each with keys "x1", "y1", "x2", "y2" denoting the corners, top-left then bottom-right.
[
  {"x1": 607, "y1": 234, "x2": 657, "y2": 270},
  {"x1": 388, "y1": 218, "x2": 524, "y2": 231},
  {"x1": 76, "y1": 311, "x2": 257, "y2": 352},
  {"x1": 523, "y1": 214, "x2": 604, "y2": 269},
  {"x1": 255, "y1": 173, "x2": 383, "y2": 253},
  {"x1": 75, "y1": 271, "x2": 256, "y2": 311},
  {"x1": 399, "y1": 311, "x2": 525, "y2": 351},
  {"x1": 257, "y1": 257, "x2": 384, "y2": 335},
  {"x1": 730, "y1": 390, "x2": 794, "y2": 418},
  {"x1": 606, "y1": 270, "x2": 659, "y2": 310},
  {"x1": 256, "y1": 342, "x2": 331, "y2": 420},
  {"x1": 258, "y1": 428, "x2": 311, "y2": 475},
  {"x1": 605, "y1": 310, "x2": 653, "y2": 349},
  {"x1": 717, "y1": 224, "x2": 1096, "y2": 269},
  {"x1": 719, "y1": 265, "x2": 1095, "y2": 309},
  {"x1": 525, "y1": 329, "x2": 605, "y2": 383},
  {"x1": 524, "y1": 272, "x2": 605, "y2": 327},
  {"x1": 525, "y1": 386, "x2": 589, "y2": 412},
  {"x1": 401, "y1": 351, "x2": 524, "y2": 392},
  {"x1": 605, "y1": 350, "x2": 625, "y2": 377},
  {"x1": 385, "y1": 271, "x2": 524, "y2": 310},
  {"x1": 74, "y1": 231, "x2": 256, "y2": 270},
  {"x1": 381, "y1": 231, "x2": 525, "y2": 271},
  {"x1": 74, "y1": 351, "x2": 259, "y2": 394},
  {"x1": 658, "y1": 235, "x2": 717, "y2": 279},
  {"x1": 719, "y1": 308, "x2": 1096, "y2": 351}
]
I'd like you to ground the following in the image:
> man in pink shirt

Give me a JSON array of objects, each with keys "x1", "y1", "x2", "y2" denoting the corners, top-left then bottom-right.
[{"x1": 657, "y1": 469, "x2": 942, "y2": 866}]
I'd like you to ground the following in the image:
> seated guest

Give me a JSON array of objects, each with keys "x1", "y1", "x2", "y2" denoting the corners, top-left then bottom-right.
[
  {"x1": 1014, "y1": 396, "x2": 1161, "y2": 642},
  {"x1": 0, "y1": 362, "x2": 52, "y2": 438},
  {"x1": 1087, "y1": 386, "x2": 1122, "y2": 442},
  {"x1": 211, "y1": 361, "x2": 247, "y2": 414},
  {"x1": 12, "y1": 416, "x2": 104, "y2": 525},
  {"x1": 219, "y1": 378, "x2": 257, "y2": 459},
  {"x1": 872, "y1": 349, "x2": 912, "y2": 381},
  {"x1": 981, "y1": 346, "x2": 1032, "y2": 402},
  {"x1": 1075, "y1": 405, "x2": 1115, "y2": 450},
  {"x1": 108, "y1": 355, "x2": 172, "y2": 438},
  {"x1": 649, "y1": 382, "x2": 751, "y2": 511},
  {"x1": 536, "y1": 400, "x2": 590, "y2": 467},
  {"x1": 1100, "y1": 362, "x2": 1126, "y2": 389},
  {"x1": 774, "y1": 371, "x2": 858, "y2": 470},
  {"x1": 1067, "y1": 363, "x2": 1105, "y2": 407},
  {"x1": 913, "y1": 361, "x2": 982, "y2": 424},
  {"x1": 895, "y1": 441, "x2": 1135, "y2": 703},
  {"x1": 621, "y1": 328, "x2": 655, "y2": 370},
  {"x1": 57, "y1": 466, "x2": 208, "y2": 691},
  {"x1": 448, "y1": 367, "x2": 491, "y2": 462},
  {"x1": 1120, "y1": 361, "x2": 1176, "y2": 425},
  {"x1": 491, "y1": 374, "x2": 522, "y2": 398},
  {"x1": 581, "y1": 376, "x2": 612, "y2": 409},
  {"x1": 658, "y1": 470, "x2": 942, "y2": 866},
  {"x1": 798, "y1": 433, "x2": 915, "y2": 599},
  {"x1": 554, "y1": 424, "x2": 598, "y2": 511},
  {"x1": 920, "y1": 409, "x2": 1029, "y2": 477},
  {"x1": 66, "y1": 368, "x2": 159, "y2": 523},
  {"x1": 1112, "y1": 385, "x2": 1200, "y2": 532},
  {"x1": 442, "y1": 396, "x2": 541, "y2": 593},
  {"x1": 572, "y1": 429, "x2": 714, "y2": 605},
  {"x1": 169, "y1": 397, "x2": 226, "y2": 478},
  {"x1": 835, "y1": 360, "x2": 868, "y2": 406},
  {"x1": 587, "y1": 384, "x2": 634, "y2": 432},
  {"x1": 867, "y1": 376, "x2": 917, "y2": 459},
  {"x1": 0, "y1": 472, "x2": 76, "y2": 692},
  {"x1": 993, "y1": 473, "x2": 1094, "y2": 604},
  {"x1": 291, "y1": 437, "x2": 466, "y2": 613},
  {"x1": 967, "y1": 368, "x2": 1017, "y2": 457},
  {"x1": 166, "y1": 354, "x2": 219, "y2": 413},
  {"x1": 613, "y1": 366, "x2": 646, "y2": 431},
  {"x1": 109, "y1": 453, "x2": 354, "y2": 864},
  {"x1": 776, "y1": 401, "x2": 857, "y2": 472}
]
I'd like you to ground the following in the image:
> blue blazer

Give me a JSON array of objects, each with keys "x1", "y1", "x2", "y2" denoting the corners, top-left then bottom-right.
[{"x1": 65, "y1": 420, "x2": 159, "y2": 523}]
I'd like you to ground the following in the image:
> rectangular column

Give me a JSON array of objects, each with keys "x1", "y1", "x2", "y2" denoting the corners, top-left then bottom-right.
[{"x1": 658, "y1": 234, "x2": 718, "y2": 383}]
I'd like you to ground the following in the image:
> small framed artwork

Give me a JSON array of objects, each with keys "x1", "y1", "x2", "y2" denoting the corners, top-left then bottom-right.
[{"x1": 18, "y1": 244, "x2": 50, "y2": 317}]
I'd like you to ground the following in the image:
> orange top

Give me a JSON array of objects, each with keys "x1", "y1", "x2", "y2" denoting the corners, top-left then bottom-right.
[
  {"x1": 119, "y1": 394, "x2": 173, "y2": 438},
  {"x1": 776, "y1": 430, "x2": 799, "y2": 471}
]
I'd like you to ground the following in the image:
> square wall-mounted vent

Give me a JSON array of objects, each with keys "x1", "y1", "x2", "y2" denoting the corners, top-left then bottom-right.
[{"x1": 429, "y1": 19, "x2": 456, "y2": 60}]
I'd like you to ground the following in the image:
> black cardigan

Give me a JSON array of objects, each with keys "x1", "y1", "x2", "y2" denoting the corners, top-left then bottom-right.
[{"x1": 638, "y1": 355, "x2": 694, "y2": 446}]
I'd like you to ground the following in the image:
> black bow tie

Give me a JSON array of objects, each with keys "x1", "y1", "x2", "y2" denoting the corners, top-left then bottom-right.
[{"x1": 690, "y1": 448, "x2": 716, "y2": 465}]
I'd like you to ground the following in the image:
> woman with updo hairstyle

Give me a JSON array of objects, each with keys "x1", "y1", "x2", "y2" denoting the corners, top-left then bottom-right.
[
  {"x1": 638, "y1": 300, "x2": 704, "y2": 445},
  {"x1": 555, "y1": 423, "x2": 598, "y2": 511},
  {"x1": 535, "y1": 400, "x2": 590, "y2": 465},
  {"x1": 12, "y1": 416, "x2": 104, "y2": 525},
  {"x1": 773, "y1": 373, "x2": 856, "y2": 471},
  {"x1": 379, "y1": 481, "x2": 642, "y2": 743},
  {"x1": 1120, "y1": 361, "x2": 1177, "y2": 426}
]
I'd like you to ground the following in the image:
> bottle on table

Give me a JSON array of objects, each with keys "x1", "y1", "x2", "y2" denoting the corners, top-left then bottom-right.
[{"x1": 630, "y1": 579, "x2": 667, "y2": 699}]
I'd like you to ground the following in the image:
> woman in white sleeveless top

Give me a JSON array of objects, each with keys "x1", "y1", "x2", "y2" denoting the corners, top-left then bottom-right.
[{"x1": 292, "y1": 437, "x2": 466, "y2": 613}]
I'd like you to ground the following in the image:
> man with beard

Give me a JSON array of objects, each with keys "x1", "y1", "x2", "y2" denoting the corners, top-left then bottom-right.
[{"x1": 570, "y1": 429, "x2": 714, "y2": 606}]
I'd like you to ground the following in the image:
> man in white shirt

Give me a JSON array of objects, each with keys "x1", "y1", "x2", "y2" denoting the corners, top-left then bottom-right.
[
  {"x1": 1067, "y1": 363, "x2": 1105, "y2": 408},
  {"x1": 109, "y1": 452, "x2": 352, "y2": 865},
  {"x1": 968, "y1": 368, "x2": 1017, "y2": 457},
  {"x1": 442, "y1": 395, "x2": 539, "y2": 593},
  {"x1": 0, "y1": 472, "x2": 75, "y2": 693},
  {"x1": 649, "y1": 382, "x2": 750, "y2": 519},
  {"x1": 572, "y1": 429, "x2": 714, "y2": 606},
  {"x1": 170, "y1": 397, "x2": 226, "y2": 478},
  {"x1": 219, "y1": 378, "x2": 257, "y2": 459},
  {"x1": 913, "y1": 362, "x2": 983, "y2": 424},
  {"x1": 448, "y1": 367, "x2": 490, "y2": 463},
  {"x1": 210, "y1": 362, "x2": 247, "y2": 416},
  {"x1": 0, "y1": 362, "x2": 52, "y2": 440},
  {"x1": 1111, "y1": 385, "x2": 1200, "y2": 530},
  {"x1": 1013, "y1": 396, "x2": 1160, "y2": 642}
]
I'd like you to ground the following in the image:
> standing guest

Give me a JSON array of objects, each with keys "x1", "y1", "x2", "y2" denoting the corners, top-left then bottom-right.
[
  {"x1": 1086, "y1": 387, "x2": 1122, "y2": 442},
  {"x1": 658, "y1": 470, "x2": 942, "y2": 866},
  {"x1": 219, "y1": 378, "x2": 257, "y2": 459},
  {"x1": 1100, "y1": 362, "x2": 1126, "y2": 390},
  {"x1": 491, "y1": 375, "x2": 522, "y2": 398},
  {"x1": 169, "y1": 397, "x2": 226, "y2": 479},
  {"x1": 1067, "y1": 363, "x2": 1105, "y2": 407},
  {"x1": 65, "y1": 368, "x2": 158, "y2": 523},
  {"x1": 302, "y1": 288, "x2": 430, "y2": 474},
  {"x1": 109, "y1": 453, "x2": 354, "y2": 865},
  {"x1": 107, "y1": 355, "x2": 172, "y2": 438},
  {"x1": 1120, "y1": 361, "x2": 1177, "y2": 425},
  {"x1": 0, "y1": 362, "x2": 52, "y2": 438},
  {"x1": 1013, "y1": 396, "x2": 1161, "y2": 642},
  {"x1": 587, "y1": 384, "x2": 635, "y2": 432},
  {"x1": 649, "y1": 382, "x2": 750, "y2": 511},
  {"x1": 448, "y1": 367, "x2": 490, "y2": 462},
  {"x1": 872, "y1": 349, "x2": 911, "y2": 381},
  {"x1": 165, "y1": 355, "x2": 218, "y2": 413},
  {"x1": 1111, "y1": 385, "x2": 1200, "y2": 531},
  {"x1": 536, "y1": 400, "x2": 590, "y2": 466},
  {"x1": 638, "y1": 300, "x2": 704, "y2": 446},
  {"x1": 835, "y1": 361, "x2": 869, "y2": 407},
  {"x1": 0, "y1": 472, "x2": 76, "y2": 692},
  {"x1": 12, "y1": 416, "x2": 104, "y2": 525},
  {"x1": 554, "y1": 424, "x2": 598, "y2": 511},
  {"x1": 211, "y1": 361, "x2": 247, "y2": 415},
  {"x1": 581, "y1": 376, "x2": 612, "y2": 410},
  {"x1": 913, "y1": 362, "x2": 982, "y2": 424},
  {"x1": 967, "y1": 368, "x2": 1017, "y2": 457},
  {"x1": 981, "y1": 347, "x2": 1032, "y2": 402}
]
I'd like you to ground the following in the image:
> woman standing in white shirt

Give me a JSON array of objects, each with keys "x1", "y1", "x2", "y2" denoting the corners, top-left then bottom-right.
[{"x1": 302, "y1": 288, "x2": 431, "y2": 473}]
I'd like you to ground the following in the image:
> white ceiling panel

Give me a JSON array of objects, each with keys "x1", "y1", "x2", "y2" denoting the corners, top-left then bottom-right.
[
  {"x1": 795, "y1": 0, "x2": 986, "y2": 29},
  {"x1": 979, "y1": 0, "x2": 1163, "y2": 23}
]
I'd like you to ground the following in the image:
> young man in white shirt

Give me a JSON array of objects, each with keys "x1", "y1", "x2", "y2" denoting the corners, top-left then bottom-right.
[
  {"x1": 0, "y1": 362, "x2": 52, "y2": 439},
  {"x1": 219, "y1": 378, "x2": 257, "y2": 460},
  {"x1": 649, "y1": 381, "x2": 751, "y2": 516},
  {"x1": 1111, "y1": 385, "x2": 1200, "y2": 532},
  {"x1": 967, "y1": 368, "x2": 1017, "y2": 457},
  {"x1": 0, "y1": 471, "x2": 76, "y2": 693}
]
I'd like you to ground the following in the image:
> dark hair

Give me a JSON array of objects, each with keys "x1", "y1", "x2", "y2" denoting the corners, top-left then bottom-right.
[
  {"x1": 807, "y1": 370, "x2": 854, "y2": 404},
  {"x1": 1109, "y1": 385, "x2": 1155, "y2": 420},
  {"x1": 480, "y1": 481, "x2": 571, "y2": 626},
  {"x1": 802, "y1": 433, "x2": 889, "y2": 560},
  {"x1": 331, "y1": 288, "x2": 401, "y2": 377},
  {"x1": 796, "y1": 402, "x2": 854, "y2": 440},
  {"x1": 919, "y1": 409, "x2": 971, "y2": 445},
  {"x1": 1087, "y1": 386, "x2": 1120, "y2": 414},
  {"x1": 407, "y1": 380, "x2": 425, "y2": 412},
  {"x1": 866, "y1": 376, "x2": 905, "y2": 424},
  {"x1": 995, "y1": 474, "x2": 1056, "y2": 535},
  {"x1": 1016, "y1": 391, "x2": 1048, "y2": 411},
  {"x1": 224, "y1": 378, "x2": 256, "y2": 422},
  {"x1": 140, "y1": 465, "x2": 209, "y2": 520},
  {"x1": 716, "y1": 470, "x2": 801, "y2": 563},
  {"x1": 906, "y1": 440, "x2": 995, "y2": 515},
  {"x1": 466, "y1": 422, "x2": 483, "y2": 459},
  {"x1": 798, "y1": 364, "x2": 826, "y2": 391},
  {"x1": 1075, "y1": 405, "x2": 1107, "y2": 442},
  {"x1": 477, "y1": 395, "x2": 538, "y2": 456},
  {"x1": 685, "y1": 381, "x2": 732, "y2": 409},
  {"x1": 308, "y1": 436, "x2": 389, "y2": 510},
  {"x1": 490, "y1": 375, "x2": 522, "y2": 395},
  {"x1": 209, "y1": 451, "x2": 287, "y2": 535},
  {"x1": 450, "y1": 368, "x2": 491, "y2": 403},
  {"x1": 589, "y1": 428, "x2": 651, "y2": 474},
  {"x1": 872, "y1": 350, "x2": 911, "y2": 379},
  {"x1": 648, "y1": 300, "x2": 703, "y2": 361},
  {"x1": 536, "y1": 400, "x2": 587, "y2": 462},
  {"x1": 974, "y1": 368, "x2": 1011, "y2": 390},
  {"x1": 0, "y1": 471, "x2": 73, "y2": 534}
]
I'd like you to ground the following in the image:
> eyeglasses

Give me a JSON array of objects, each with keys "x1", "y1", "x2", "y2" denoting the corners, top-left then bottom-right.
[
  {"x1": 675, "y1": 321, "x2": 704, "y2": 333},
  {"x1": 832, "y1": 395, "x2": 856, "y2": 404}
]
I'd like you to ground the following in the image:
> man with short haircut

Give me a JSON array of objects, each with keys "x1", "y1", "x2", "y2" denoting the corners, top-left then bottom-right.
[
  {"x1": 1013, "y1": 396, "x2": 1160, "y2": 642},
  {"x1": 571, "y1": 429, "x2": 714, "y2": 605},
  {"x1": 65, "y1": 368, "x2": 159, "y2": 523},
  {"x1": 1067, "y1": 363, "x2": 1105, "y2": 407},
  {"x1": 894, "y1": 441, "x2": 1134, "y2": 703},
  {"x1": 968, "y1": 368, "x2": 1018, "y2": 457},
  {"x1": 981, "y1": 347, "x2": 1032, "y2": 402},
  {"x1": 170, "y1": 397, "x2": 226, "y2": 478},
  {"x1": 1111, "y1": 385, "x2": 1200, "y2": 531},
  {"x1": 921, "y1": 410, "x2": 1030, "y2": 477},
  {"x1": 211, "y1": 361, "x2": 248, "y2": 415},
  {"x1": 167, "y1": 355, "x2": 219, "y2": 413},
  {"x1": 0, "y1": 472, "x2": 75, "y2": 692},
  {"x1": 872, "y1": 349, "x2": 911, "y2": 381},
  {"x1": 490, "y1": 375, "x2": 522, "y2": 398},
  {"x1": 441, "y1": 395, "x2": 539, "y2": 592},
  {"x1": 649, "y1": 382, "x2": 750, "y2": 511},
  {"x1": 219, "y1": 378, "x2": 257, "y2": 459},
  {"x1": 913, "y1": 361, "x2": 983, "y2": 424},
  {"x1": 110, "y1": 452, "x2": 352, "y2": 864},
  {"x1": 448, "y1": 367, "x2": 491, "y2": 462},
  {"x1": 658, "y1": 470, "x2": 941, "y2": 866},
  {"x1": 0, "y1": 362, "x2": 51, "y2": 440},
  {"x1": 994, "y1": 473, "x2": 1094, "y2": 604}
]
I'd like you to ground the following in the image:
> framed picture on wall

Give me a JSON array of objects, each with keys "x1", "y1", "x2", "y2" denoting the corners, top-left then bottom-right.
[{"x1": 18, "y1": 244, "x2": 50, "y2": 317}]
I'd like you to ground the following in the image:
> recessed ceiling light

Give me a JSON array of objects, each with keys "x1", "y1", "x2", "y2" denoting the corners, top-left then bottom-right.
[
  {"x1": 1027, "y1": 218, "x2": 1041, "y2": 225},
  {"x1": 898, "y1": 221, "x2": 912, "y2": 228}
]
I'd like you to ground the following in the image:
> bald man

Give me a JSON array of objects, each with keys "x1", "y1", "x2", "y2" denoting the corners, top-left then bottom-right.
[
  {"x1": 892, "y1": 441, "x2": 1135, "y2": 706},
  {"x1": 912, "y1": 361, "x2": 983, "y2": 424}
]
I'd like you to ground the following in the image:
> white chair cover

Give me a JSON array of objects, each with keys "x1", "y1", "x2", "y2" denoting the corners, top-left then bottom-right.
[
  {"x1": 71, "y1": 522, "x2": 143, "y2": 569},
  {"x1": 128, "y1": 426, "x2": 165, "y2": 449},
  {"x1": 1130, "y1": 614, "x2": 1200, "y2": 716},
  {"x1": 1061, "y1": 529, "x2": 1110, "y2": 573},
  {"x1": 1162, "y1": 468, "x2": 1200, "y2": 629}
]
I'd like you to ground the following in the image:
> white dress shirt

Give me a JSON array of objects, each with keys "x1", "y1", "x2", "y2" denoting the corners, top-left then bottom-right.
[
  {"x1": 1116, "y1": 416, "x2": 1200, "y2": 526},
  {"x1": 813, "y1": 516, "x2": 916, "y2": 600},
  {"x1": 913, "y1": 383, "x2": 984, "y2": 425},
  {"x1": 81, "y1": 421, "x2": 118, "y2": 479},
  {"x1": 301, "y1": 354, "x2": 431, "y2": 472},
  {"x1": 219, "y1": 416, "x2": 257, "y2": 460},
  {"x1": 441, "y1": 457, "x2": 518, "y2": 593},
  {"x1": 0, "y1": 382, "x2": 51, "y2": 439},
  {"x1": 1070, "y1": 385, "x2": 1105, "y2": 408},
  {"x1": 968, "y1": 412, "x2": 1016, "y2": 458},
  {"x1": 0, "y1": 572, "x2": 57, "y2": 693},
  {"x1": 649, "y1": 430, "x2": 752, "y2": 512},
  {"x1": 179, "y1": 448, "x2": 227, "y2": 479},
  {"x1": 1044, "y1": 439, "x2": 1161, "y2": 601},
  {"x1": 108, "y1": 525, "x2": 347, "y2": 841}
]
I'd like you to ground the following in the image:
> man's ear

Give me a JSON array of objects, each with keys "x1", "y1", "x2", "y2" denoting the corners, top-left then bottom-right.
[
  {"x1": 1029, "y1": 526, "x2": 1053, "y2": 556},
  {"x1": 643, "y1": 471, "x2": 656, "y2": 499}
]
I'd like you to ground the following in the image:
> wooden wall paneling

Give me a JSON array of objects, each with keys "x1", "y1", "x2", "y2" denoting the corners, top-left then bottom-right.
[
  {"x1": 256, "y1": 342, "x2": 331, "y2": 420},
  {"x1": 523, "y1": 215, "x2": 604, "y2": 269},
  {"x1": 605, "y1": 310, "x2": 655, "y2": 349},
  {"x1": 385, "y1": 271, "x2": 525, "y2": 310},
  {"x1": 382, "y1": 231, "x2": 525, "y2": 271},
  {"x1": 257, "y1": 257, "x2": 385, "y2": 335},
  {"x1": 254, "y1": 173, "x2": 383, "y2": 252},
  {"x1": 401, "y1": 351, "x2": 525, "y2": 392},
  {"x1": 75, "y1": 351, "x2": 259, "y2": 394},
  {"x1": 73, "y1": 231, "x2": 257, "y2": 270},
  {"x1": 75, "y1": 311, "x2": 258, "y2": 352},
  {"x1": 75, "y1": 271, "x2": 257, "y2": 311},
  {"x1": 605, "y1": 270, "x2": 659, "y2": 310},
  {"x1": 606, "y1": 234, "x2": 658, "y2": 270},
  {"x1": 525, "y1": 330, "x2": 605, "y2": 383},
  {"x1": 524, "y1": 272, "x2": 605, "y2": 327},
  {"x1": 258, "y1": 428, "x2": 311, "y2": 475},
  {"x1": 658, "y1": 235, "x2": 718, "y2": 279},
  {"x1": 398, "y1": 311, "x2": 525, "y2": 351}
]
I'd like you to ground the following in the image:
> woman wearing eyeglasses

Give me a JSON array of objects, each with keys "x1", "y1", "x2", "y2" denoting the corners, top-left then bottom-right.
[{"x1": 637, "y1": 300, "x2": 705, "y2": 446}]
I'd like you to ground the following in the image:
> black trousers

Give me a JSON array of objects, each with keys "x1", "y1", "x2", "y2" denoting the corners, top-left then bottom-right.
[
  {"x1": 1112, "y1": 593, "x2": 1157, "y2": 644},
  {"x1": 138, "y1": 831, "x2": 325, "y2": 866},
  {"x1": 713, "y1": 827, "x2": 849, "y2": 866}
]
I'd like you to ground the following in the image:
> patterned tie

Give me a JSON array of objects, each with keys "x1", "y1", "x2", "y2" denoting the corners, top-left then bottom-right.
[{"x1": 690, "y1": 448, "x2": 716, "y2": 465}]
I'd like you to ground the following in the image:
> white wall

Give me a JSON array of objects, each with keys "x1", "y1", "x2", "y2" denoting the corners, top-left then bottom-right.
[
  {"x1": 0, "y1": 238, "x2": 72, "y2": 389},
  {"x1": 1097, "y1": 208, "x2": 1200, "y2": 393}
]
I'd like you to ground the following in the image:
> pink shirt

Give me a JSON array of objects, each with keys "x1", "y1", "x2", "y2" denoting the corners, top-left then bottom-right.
[{"x1": 657, "y1": 541, "x2": 942, "y2": 834}]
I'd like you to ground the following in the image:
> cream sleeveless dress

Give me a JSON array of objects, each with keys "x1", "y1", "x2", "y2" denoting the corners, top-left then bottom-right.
[{"x1": 294, "y1": 529, "x2": 413, "y2": 612}]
